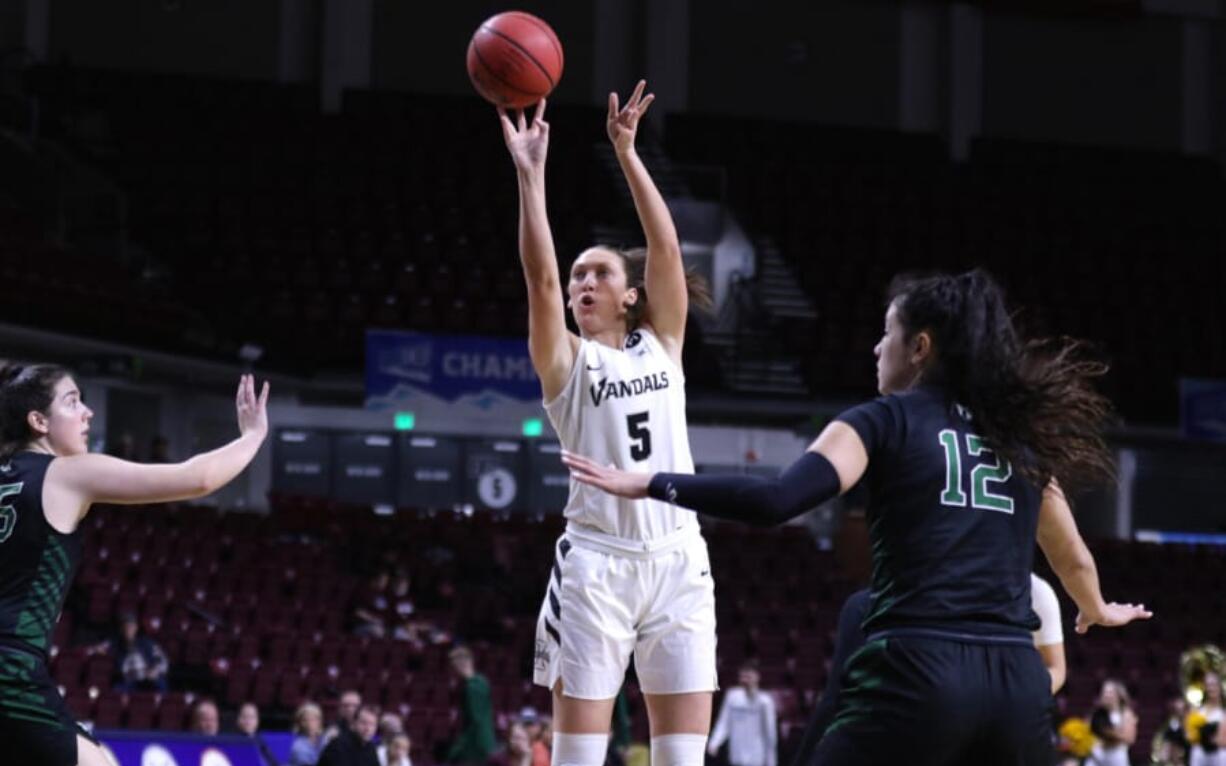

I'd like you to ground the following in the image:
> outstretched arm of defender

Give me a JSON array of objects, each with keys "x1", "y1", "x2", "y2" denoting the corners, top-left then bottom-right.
[
  {"x1": 562, "y1": 421, "x2": 868, "y2": 525},
  {"x1": 48, "y1": 375, "x2": 269, "y2": 515}
]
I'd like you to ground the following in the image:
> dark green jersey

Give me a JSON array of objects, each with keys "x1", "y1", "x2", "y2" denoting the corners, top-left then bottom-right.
[
  {"x1": 837, "y1": 385, "x2": 1042, "y2": 640},
  {"x1": 0, "y1": 452, "x2": 83, "y2": 660}
]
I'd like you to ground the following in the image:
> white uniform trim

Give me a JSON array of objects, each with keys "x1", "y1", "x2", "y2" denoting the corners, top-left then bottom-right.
[{"x1": 1029, "y1": 574, "x2": 1063, "y2": 647}]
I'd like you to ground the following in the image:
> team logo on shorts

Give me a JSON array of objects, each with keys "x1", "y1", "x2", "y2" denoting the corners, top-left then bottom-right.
[{"x1": 534, "y1": 639, "x2": 551, "y2": 671}]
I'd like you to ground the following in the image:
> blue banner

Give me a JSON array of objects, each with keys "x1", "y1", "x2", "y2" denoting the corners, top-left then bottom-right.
[
  {"x1": 96, "y1": 730, "x2": 293, "y2": 766},
  {"x1": 1180, "y1": 378, "x2": 1226, "y2": 442},
  {"x1": 365, "y1": 330, "x2": 540, "y2": 407}
]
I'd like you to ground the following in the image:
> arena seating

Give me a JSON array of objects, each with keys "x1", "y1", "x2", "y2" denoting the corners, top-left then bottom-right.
[
  {"x1": 666, "y1": 113, "x2": 1226, "y2": 423},
  {"x1": 7, "y1": 65, "x2": 1223, "y2": 421},
  {"x1": 49, "y1": 500, "x2": 1217, "y2": 763},
  {"x1": 7, "y1": 65, "x2": 725, "y2": 389}
]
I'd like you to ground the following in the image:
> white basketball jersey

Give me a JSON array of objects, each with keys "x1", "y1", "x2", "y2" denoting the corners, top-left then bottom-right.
[{"x1": 544, "y1": 327, "x2": 698, "y2": 542}]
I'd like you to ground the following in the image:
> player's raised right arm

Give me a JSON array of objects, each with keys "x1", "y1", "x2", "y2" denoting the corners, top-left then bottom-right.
[
  {"x1": 499, "y1": 101, "x2": 578, "y2": 401},
  {"x1": 48, "y1": 375, "x2": 269, "y2": 516}
]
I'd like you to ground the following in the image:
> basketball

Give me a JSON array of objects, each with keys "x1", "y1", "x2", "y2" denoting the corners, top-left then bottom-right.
[{"x1": 466, "y1": 11, "x2": 564, "y2": 109}]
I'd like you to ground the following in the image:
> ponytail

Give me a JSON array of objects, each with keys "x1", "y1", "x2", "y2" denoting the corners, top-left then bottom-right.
[
  {"x1": 610, "y1": 246, "x2": 714, "y2": 330},
  {"x1": 890, "y1": 270, "x2": 1115, "y2": 491}
]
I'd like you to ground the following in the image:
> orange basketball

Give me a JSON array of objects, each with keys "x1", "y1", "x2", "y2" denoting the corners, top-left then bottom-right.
[{"x1": 466, "y1": 11, "x2": 564, "y2": 109}]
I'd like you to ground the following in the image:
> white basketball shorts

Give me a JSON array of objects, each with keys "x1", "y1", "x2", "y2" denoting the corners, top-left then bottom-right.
[{"x1": 533, "y1": 524, "x2": 718, "y2": 700}]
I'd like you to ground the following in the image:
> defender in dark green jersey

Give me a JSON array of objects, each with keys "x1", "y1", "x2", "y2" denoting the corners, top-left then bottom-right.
[
  {"x1": 564, "y1": 270, "x2": 1152, "y2": 766},
  {"x1": 0, "y1": 365, "x2": 269, "y2": 766}
]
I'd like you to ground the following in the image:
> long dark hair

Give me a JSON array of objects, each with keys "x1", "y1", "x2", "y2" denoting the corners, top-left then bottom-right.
[
  {"x1": 609, "y1": 246, "x2": 714, "y2": 330},
  {"x1": 889, "y1": 269, "x2": 1114, "y2": 491},
  {"x1": 0, "y1": 363, "x2": 72, "y2": 461}
]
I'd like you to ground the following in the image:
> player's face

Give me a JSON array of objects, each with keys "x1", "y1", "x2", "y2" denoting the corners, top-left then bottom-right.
[
  {"x1": 568, "y1": 248, "x2": 636, "y2": 337},
  {"x1": 874, "y1": 302, "x2": 921, "y2": 395},
  {"x1": 38, "y1": 376, "x2": 93, "y2": 457}
]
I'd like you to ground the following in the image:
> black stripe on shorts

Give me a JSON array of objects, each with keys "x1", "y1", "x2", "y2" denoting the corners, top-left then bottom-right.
[{"x1": 544, "y1": 619, "x2": 561, "y2": 644}]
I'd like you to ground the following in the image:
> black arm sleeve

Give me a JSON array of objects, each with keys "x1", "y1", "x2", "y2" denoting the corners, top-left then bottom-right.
[{"x1": 647, "y1": 450, "x2": 841, "y2": 527}]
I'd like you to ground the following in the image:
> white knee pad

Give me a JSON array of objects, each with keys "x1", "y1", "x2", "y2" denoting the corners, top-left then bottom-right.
[
  {"x1": 552, "y1": 732, "x2": 610, "y2": 766},
  {"x1": 650, "y1": 734, "x2": 708, "y2": 766}
]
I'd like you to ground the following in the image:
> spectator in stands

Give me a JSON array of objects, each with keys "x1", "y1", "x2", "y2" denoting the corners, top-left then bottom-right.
[
  {"x1": 290, "y1": 702, "x2": 327, "y2": 766},
  {"x1": 1191, "y1": 672, "x2": 1224, "y2": 766},
  {"x1": 1152, "y1": 696, "x2": 1189, "y2": 766},
  {"x1": 352, "y1": 571, "x2": 391, "y2": 638},
  {"x1": 191, "y1": 698, "x2": 221, "y2": 737},
  {"x1": 236, "y1": 702, "x2": 279, "y2": 766},
  {"x1": 377, "y1": 711, "x2": 405, "y2": 766},
  {"x1": 389, "y1": 570, "x2": 416, "y2": 637},
  {"x1": 320, "y1": 704, "x2": 380, "y2": 766},
  {"x1": 386, "y1": 733, "x2": 412, "y2": 766},
  {"x1": 1089, "y1": 680, "x2": 1137, "y2": 766},
  {"x1": 518, "y1": 707, "x2": 551, "y2": 766},
  {"x1": 489, "y1": 721, "x2": 534, "y2": 766},
  {"x1": 445, "y1": 646, "x2": 496, "y2": 765},
  {"x1": 538, "y1": 717, "x2": 554, "y2": 766},
  {"x1": 325, "y1": 690, "x2": 364, "y2": 744},
  {"x1": 708, "y1": 659, "x2": 777, "y2": 766},
  {"x1": 109, "y1": 612, "x2": 170, "y2": 692}
]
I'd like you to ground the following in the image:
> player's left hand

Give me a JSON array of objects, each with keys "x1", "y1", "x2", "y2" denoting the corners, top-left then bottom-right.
[
  {"x1": 561, "y1": 450, "x2": 651, "y2": 499},
  {"x1": 607, "y1": 79, "x2": 655, "y2": 154},
  {"x1": 1075, "y1": 601, "x2": 1153, "y2": 634}
]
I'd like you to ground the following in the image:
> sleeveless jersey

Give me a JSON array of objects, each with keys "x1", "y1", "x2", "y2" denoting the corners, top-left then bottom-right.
[
  {"x1": 837, "y1": 384, "x2": 1042, "y2": 639},
  {"x1": 545, "y1": 328, "x2": 697, "y2": 542},
  {"x1": 0, "y1": 452, "x2": 83, "y2": 660}
]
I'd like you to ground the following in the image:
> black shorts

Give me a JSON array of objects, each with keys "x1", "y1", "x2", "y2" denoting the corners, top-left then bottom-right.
[
  {"x1": 0, "y1": 648, "x2": 93, "y2": 766},
  {"x1": 811, "y1": 634, "x2": 1053, "y2": 766}
]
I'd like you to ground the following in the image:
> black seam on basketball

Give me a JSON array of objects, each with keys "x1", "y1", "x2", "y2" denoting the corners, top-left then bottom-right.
[
  {"x1": 507, "y1": 14, "x2": 563, "y2": 74},
  {"x1": 471, "y1": 38, "x2": 542, "y2": 100},
  {"x1": 480, "y1": 25, "x2": 555, "y2": 89}
]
